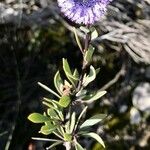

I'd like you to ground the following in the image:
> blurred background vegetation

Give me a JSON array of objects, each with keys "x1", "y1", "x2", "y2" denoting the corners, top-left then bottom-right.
[{"x1": 0, "y1": 0, "x2": 150, "y2": 150}]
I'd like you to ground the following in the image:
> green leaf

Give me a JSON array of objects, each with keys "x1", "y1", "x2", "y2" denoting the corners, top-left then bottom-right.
[
  {"x1": 65, "y1": 121, "x2": 70, "y2": 134},
  {"x1": 59, "y1": 95, "x2": 71, "y2": 108},
  {"x1": 73, "y1": 69, "x2": 79, "y2": 79},
  {"x1": 43, "y1": 98, "x2": 61, "y2": 110},
  {"x1": 43, "y1": 98, "x2": 58, "y2": 107},
  {"x1": 83, "y1": 66, "x2": 96, "y2": 87},
  {"x1": 91, "y1": 28, "x2": 98, "y2": 40},
  {"x1": 46, "y1": 141, "x2": 63, "y2": 150},
  {"x1": 84, "y1": 45, "x2": 95, "y2": 63},
  {"x1": 54, "y1": 71, "x2": 63, "y2": 95},
  {"x1": 64, "y1": 133, "x2": 72, "y2": 142},
  {"x1": 43, "y1": 101, "x2": 57, "y2": 110},
  {"x1": 75, "y1": 141, "x2": 85, "y2": 150},
  {"x1": 47, "y1": 109, "x2": 59, "y2": 119},
  {"x1": 76, "y1": 89, "x2": 87, "y2": 98},
  {"x1": 39, "y1": 124, "x2": 56, "y2": 135},
  {"x1": 70, "y1": 112, "x2": 76, "y2": 133},
  {"x1": 82, "y1": 132, "x2": 105, "y2": 148},
  {"x1": 43, "y1": 98, "x2": 64, "y2": 121},
  {"x1": 80, "y1": 26, "x2": 90, "y2": 34},
  {"x1": 80, "y1": 114, "x2": 107, "y2": 129},
  {"x1": 38, "y1": 82, "x2": 61, "y2": 98},
  {"x1": 74, "y1": 106, "x2": 88, "y2": 131},
  {"x1": 28, "y1": 113, "x2": 50, "y2": 123},
  {"x1": 84, "y1": 91, "x2": 107, "y2": 104},
  {"x1": 32, "y1": 137, "x2": 61, "y2": 142},
  {"x1": 73, "y1": 27, "x2": 83, "y2": 51},
  {"x1": 63, "y1": 58, "x2": 72, "y2": 76},
  {"x1": 57, "y1": 126, "x2": 65, "y2": 136},
  {"x1": 73, "y1": 69, "x2": 79, "y2": 86},
  {"x1": 96, "y1": 68, "x2": 100, "y2": 75},
  {"x1": 63, "y1": 58, "x2": 78, "y2": 86}
]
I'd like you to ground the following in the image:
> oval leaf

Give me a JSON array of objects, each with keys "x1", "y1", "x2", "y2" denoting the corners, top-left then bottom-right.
[
  {"x1": 83, "y1": 66, "x2": 96, "y2": 87},
  {"x1": 63, "y1": 58, "x2": 78, "y2": 86},
  {"x1": 84, "y1": 91, "x2": 107, "y2": 104},
  {"x1": 40, "y1": 124, "x2": 56, "y2": 135},
  {"x1": 82, "y1": 132, "x2": 105, "y2": 148},
  {"x1": 28, "y1": 113, "x2": 50, "y2": 123},
  {"x1": 59, "y1": 95, "x2": 71, "y2": 108},
  {"x1": 80, "y1": 114, "x2": 107, "y2": 129},
  {"x1": 75, "y1": 141, "x2": 85, "y2": 150},
  {"x1": 84, "y1": 45, "x2": 95, "y2": 63},
  {"x1": 47, "y1": 109, "x2": 59, "y2": 119},
  {"x1": 91, "y1": 28, "x2": 98, "y2": 40},
  {"x1": 80, "y1": 26, "x2": 90, "y2": 33},
  {"x1": 54, "y1": 71, "x2": 63, "y2": 95}
]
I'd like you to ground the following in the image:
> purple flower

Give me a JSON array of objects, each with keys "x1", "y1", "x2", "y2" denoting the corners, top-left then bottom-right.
[{"x1": 57, "y1": 0, "x2": 112, "y2": 25}]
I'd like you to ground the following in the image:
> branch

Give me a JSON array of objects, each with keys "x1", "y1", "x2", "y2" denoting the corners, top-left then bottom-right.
[{"x1": 99, "y1": 64, "x2": 126, "y2": 91}]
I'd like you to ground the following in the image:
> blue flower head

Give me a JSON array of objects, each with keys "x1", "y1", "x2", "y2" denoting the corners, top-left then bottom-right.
[{"x1": 57, "y1": 0, "x2": 112, "y2": 25}]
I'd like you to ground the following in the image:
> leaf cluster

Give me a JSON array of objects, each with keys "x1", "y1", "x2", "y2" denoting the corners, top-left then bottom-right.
[{"x1": 28, "y1": 28, "x2": 107, "y2": 149}]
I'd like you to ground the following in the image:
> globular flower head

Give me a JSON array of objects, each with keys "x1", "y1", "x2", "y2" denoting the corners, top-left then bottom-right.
[{"x1": 57, "y1": 0, "x2": 112, "y2": 25}]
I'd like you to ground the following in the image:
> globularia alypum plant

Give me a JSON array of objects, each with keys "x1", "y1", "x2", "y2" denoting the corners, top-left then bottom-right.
[{"x1": 28, "y1": 0, "x2": 113, "y2": 149}]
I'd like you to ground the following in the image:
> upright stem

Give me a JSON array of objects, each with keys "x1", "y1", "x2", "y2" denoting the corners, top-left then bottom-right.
[
  {"x1": 76, "y1": 28, "x2": 91, "y2": 92},
  {"x1": 64, "y1": 142, "x2": 71, "y2": 150},
  {"x1": 65, "y1": 27, "x2": 91, "y2": 150}
]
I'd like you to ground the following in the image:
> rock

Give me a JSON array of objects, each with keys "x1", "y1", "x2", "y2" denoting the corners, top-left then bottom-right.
[
  {"x1": 132, "y1": 82, "x2": 150, "y2": 112},
  {"x1": 119, "y1": 105, "x2": 128, "y2": 113},
  {"x1": 130, "y1": 107, "x2": 141, "y2": 124}
]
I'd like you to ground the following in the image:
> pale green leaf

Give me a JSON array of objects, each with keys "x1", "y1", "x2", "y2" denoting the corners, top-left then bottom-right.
[
  {"x1": 73, "y1": 69, "x2": 79, "y2": 79},
  {"x1": 43, "y1": 101, "x2": 57, "y2": 111},
  {"x1": 39, "y1": 124, "x2": 56, "y2": 135},
  {"x1": 63, "y1": 58, "x2": 78, "y2": 87},
  {"x1": 47, "y1": 109, "x2": 59, "y2": 119},
  {"x1": 73, "y1": 27, "x2": 83, "y2": 51},
  {"x1": 82, "y1": 132, "x2": 105, "y2": 148},
  {"x1": 59, "y1": 95, "x2": 71, "y2": 108},
  {"x1": 75, "y1": 141, "x2": 85, "y2": 150},
  {"x1": 80, "y1": 114, "x2": 107, "y2": 129},
  {"x1": 91, "y1": 28, "x2": 98, "y2": 40},
  {"x1": 54, "y1": 71, "x2": 63, "y2": 95},
  {"x1": 74, "y1": 106, "x2": 88, "y2": 131},
  {"x1": 28, "y1": 113, "x2": 50, "y2": 123},
  {"x1": 80, "y1": 26, "x2": 90, "y2": 34},
  {"x1": 43, "y1": 98, "x2": 64, "y2": 121},
  {"x1": 84, "y1": 91, "x2": 107, "y2": 104},
  {"x1": 46, "y1": 141, "x2": 63, "y2": 150},
  {"x1": 38, "y1": 82, "x2": 60, "y2": 98},
  {"x1": 32, "y1": 137, "x2": 61, "y2": 142},
  {"x1": 76, "y1": 89, "x2": 87, "y2": 99},
  {"x1": 96, "y1": 68, "x2": 100, "y2": 75},
  {"x1": 83, "y1": 66, "x2": 96, "y2": 87},
  {"x1": 57, "y1": 126, "x2": 65, "y2": 136},
  {"x1": 43, "y1": 98, "x2": 59, "y2": 108},
  {"x1": 65, "y1": 121, "x2": 70, "y2": 134},
  {"x1": 84, "y1": 45, "x2": 95, "y2": 63},
  {"x1": 70, "y1": 112, "x2": 76, "y2": 133}
]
